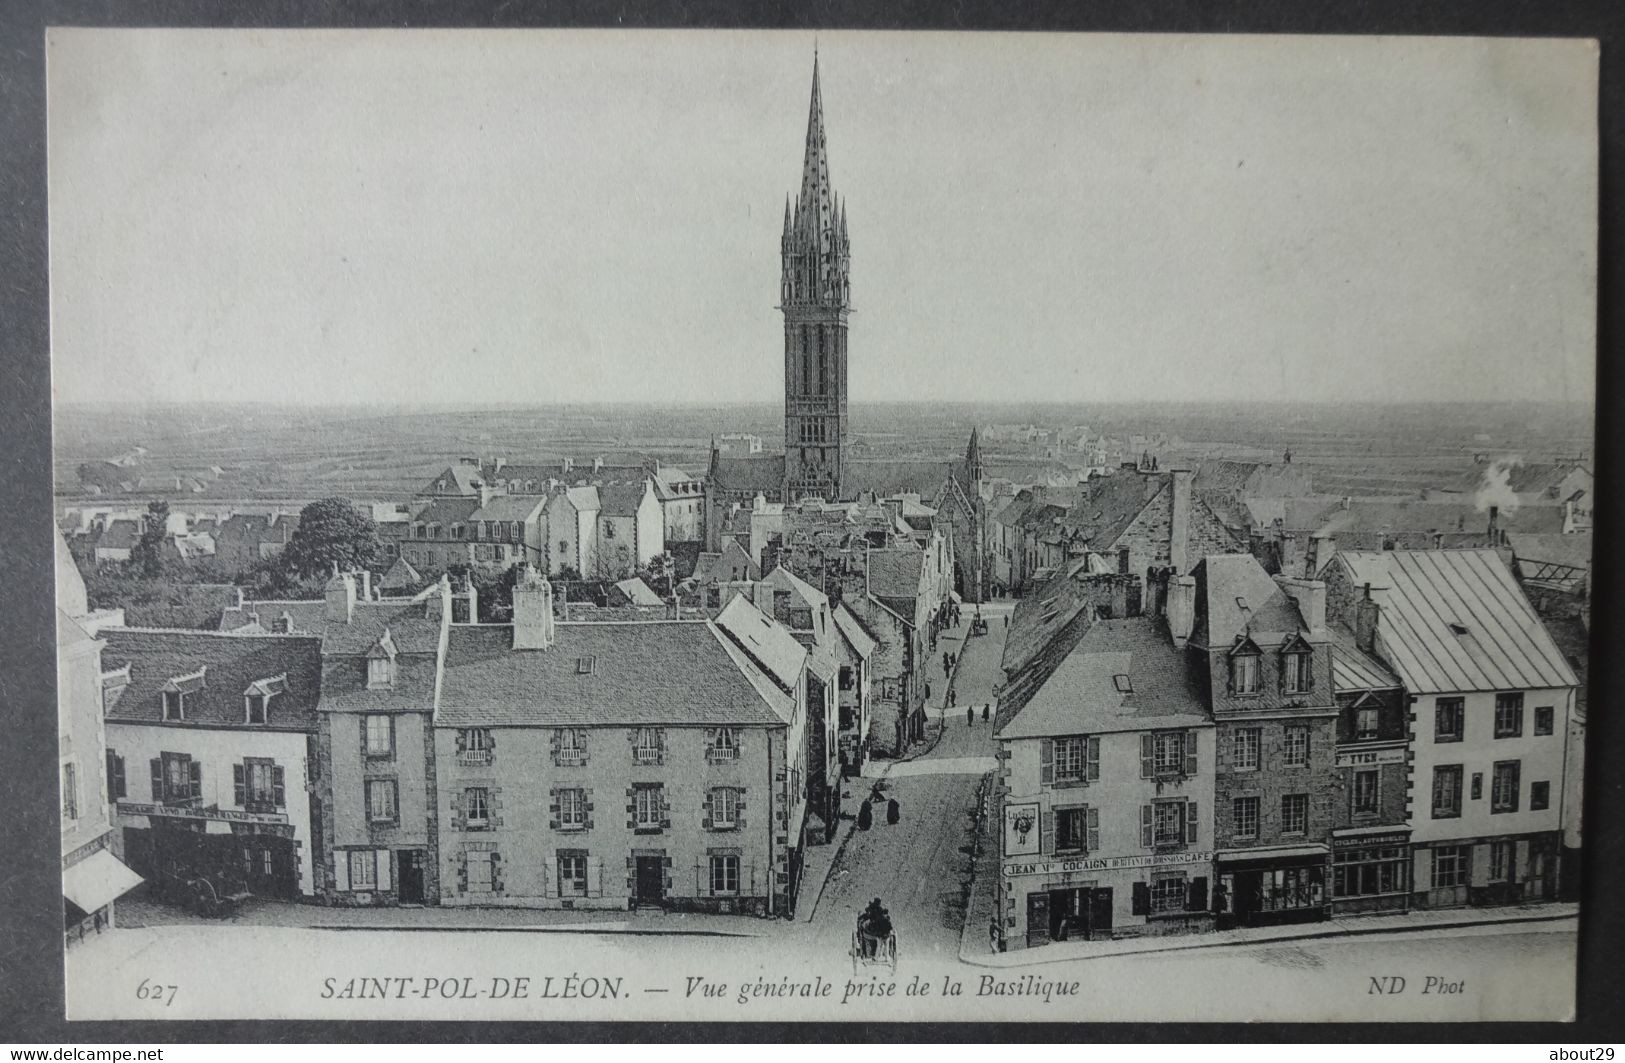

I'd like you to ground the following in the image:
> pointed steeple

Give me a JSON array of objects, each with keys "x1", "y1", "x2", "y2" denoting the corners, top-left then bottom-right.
[
  {"x1": 966, "y1": 427, "x2": 984, "y2": 484},
  {"x1": 798, "y1": 50, "x2": 834, "y2": 256}
]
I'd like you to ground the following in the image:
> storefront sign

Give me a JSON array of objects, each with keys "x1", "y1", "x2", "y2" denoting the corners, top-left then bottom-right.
[
  {"x1": 1003, "y1": 851, "x2": 1214, "y2": 879},
  {"x1": 1003, "y1": 802, "x2": 1041, "y2": 857},
  {"x1": 117, "y1": 801, "x2": 289, "y2": 826},
  {"x1": 1332, "y1": 831, "x2": 1410, "y2": 849},
  {"x1": 1335, "y1": 747, "x2": 1406, "y2": 767}
]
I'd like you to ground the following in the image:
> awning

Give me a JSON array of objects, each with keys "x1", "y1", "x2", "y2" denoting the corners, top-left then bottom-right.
[
  {"x1": 1332, "y1": 823, "x2": 1413, "y2": 838},
  {"x1": 1217, "y1": 843, "x2": 1329, "y2": 863},
  {"x1": 62, "y1": 849, "x2": 144, "y2": 914}
]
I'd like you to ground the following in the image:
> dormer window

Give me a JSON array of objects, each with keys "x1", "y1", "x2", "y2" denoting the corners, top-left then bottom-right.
[
  {"x1": 1280, "y1": 635, "x2": 1314, "y2": 695},
  {"x1": 1228, "y1": 642, "x2": 1261, "y2": 696},
  {"x1": 160, "y1": 669, "x2": 206, "y2": 721},
  {"x1": 576, "y1": 656, "x2": 597, "y2": 676},
  {"x1": 272, "y1": 613, "x2": 293, "y2": 634},
  {"x1": 243, "y1": 674, "x2": 287, "y2": 725},
  {"x1": 452, "y1": 523, "x2": 466, "y2": 540},
  {"x1": 367, "y1": 630, "x2": 398, "y2": 689}
]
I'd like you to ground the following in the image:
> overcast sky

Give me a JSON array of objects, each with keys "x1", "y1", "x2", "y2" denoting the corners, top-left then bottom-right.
[{"x1": 47, "y1": 30, "x2": 1597, "y2": 407}]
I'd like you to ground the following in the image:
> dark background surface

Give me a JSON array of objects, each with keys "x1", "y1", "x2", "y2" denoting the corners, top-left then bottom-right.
[{"x1": 1, "y1": 0, "x2": 1620, "y2": 1043}]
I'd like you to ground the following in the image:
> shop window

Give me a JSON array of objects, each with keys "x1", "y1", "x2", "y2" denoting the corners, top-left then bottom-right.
[
  {"x1": 1232, "y1": 796, "x2": 1259, "y2": 839},
  {"x1": 1332, "y1": 846, "x2": 1408, "y2": 898},
  {"x1": 1435, "y1": 698, "x2": 1465, "y2": 742},
  {"x1": 1431, "y1": 765, "x2": 1463, "y2": 819},
  {"x1": 1258, "y1": 865, "x2": 1324, "y2": 911},
  {"x1": 1534, "y1": 705, "x2": 1554, "y2": 736},
  {"x1": 1431, "y1": 846, "x2": 1470, "y2": 889},
  {"x1": 1232, "y1": 728, "x2": 1261, "y2": 771},
  {"x1": 1148, "y1": 874, "x2": 1188, "y2": 915},
  {"x1": 1494, "y1": 693, "x2": 1525, "y2": 738},
  {"x1": 1491, "y1": 760, "x2": 1521, "y2": 814},
  {"x1": 1531, "y1": 781, "x2": 1551, "y2": 811},
  {"x1": 1283, "y1": 725, "x2": 1310, "y2": 767},
  {"x1": 1352, "y1": 770, "x2": 1380, "y2": 816},
  {"x1": 1281, "y1": 793, "x2": 1309, "y2": 835}
]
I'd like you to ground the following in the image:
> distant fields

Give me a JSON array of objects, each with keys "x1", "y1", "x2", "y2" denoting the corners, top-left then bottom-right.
[{"x1": 53, "y1": 400, "x2": 1595, "y2": 510}]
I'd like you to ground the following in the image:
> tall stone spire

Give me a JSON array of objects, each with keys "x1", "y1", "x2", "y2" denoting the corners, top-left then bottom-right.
[{"x1": 781, "y1": 53, "x2": 851, "y2": 503}]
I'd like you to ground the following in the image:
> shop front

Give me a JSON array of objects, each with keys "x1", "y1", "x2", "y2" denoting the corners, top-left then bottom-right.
[
  {"x1": 1330, "y1": 828, "x2": 1411, "y2": 915},
  {"x1": 1002, "y1": 849, "x2": 1214, "y2": 950},
  {"x1": 1215, "y1": 844, "x2": 1331, "y2": 929},
  {"x1": 118, "y1": 802, "x2": 302, "y2": 903}
]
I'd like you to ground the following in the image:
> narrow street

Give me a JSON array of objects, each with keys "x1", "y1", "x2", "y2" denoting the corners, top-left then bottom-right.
[{"x1": 799, "y1": 601, "x2": 1012, "y2": 964}]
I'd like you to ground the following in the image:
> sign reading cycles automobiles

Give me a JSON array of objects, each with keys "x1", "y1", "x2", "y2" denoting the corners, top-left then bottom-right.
[{"x1": 1002, "y1": 851, "x2": 1215, "y2": 879}]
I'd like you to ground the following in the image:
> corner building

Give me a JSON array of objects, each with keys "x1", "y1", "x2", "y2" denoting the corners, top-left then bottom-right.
[{"x1": 430, "y1": 570, "x2": 811, "y2": 914}]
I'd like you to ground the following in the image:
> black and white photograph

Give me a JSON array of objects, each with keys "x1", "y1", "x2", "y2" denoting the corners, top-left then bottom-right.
[{"x1": 44, "y1": 27, "x2": 1595, "y2": 1023}]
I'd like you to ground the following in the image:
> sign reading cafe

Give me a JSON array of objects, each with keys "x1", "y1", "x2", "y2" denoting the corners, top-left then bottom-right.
[{"x1": 1003, "y1": 851, "x2": 1216, "y2": 879}]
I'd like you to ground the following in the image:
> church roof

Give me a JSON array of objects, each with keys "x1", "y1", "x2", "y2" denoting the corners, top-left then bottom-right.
[{"x1": 712, "y1": 454, "x2": 786, "y2": 493}]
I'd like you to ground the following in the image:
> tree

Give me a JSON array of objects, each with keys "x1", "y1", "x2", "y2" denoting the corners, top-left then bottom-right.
[
  {"x1": 644, "y1": 551, "x2": 676, "y2": 600},
  {"x1": 129, "y1": 500, "x2": 170, "y2": 579},
  {"x1": 278, "y1": 497, "x2": 385, "y2": 582}
]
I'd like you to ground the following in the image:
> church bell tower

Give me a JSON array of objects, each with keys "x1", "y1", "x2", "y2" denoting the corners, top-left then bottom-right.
[{"x1": 781, "y1": 54, "x2": 851, "y2": 501}]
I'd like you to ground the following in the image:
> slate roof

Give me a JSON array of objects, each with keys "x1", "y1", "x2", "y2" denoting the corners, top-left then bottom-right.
[
  {"x1": 599, "y1": 481, "x2": 651, "y2": 517},
  {"x1": 559, "y1": 485, "x2": 601, "y2": 512},
  {"x1": 762, "y1": 564, "x2": 828, "y2": 614},
  {"x1": 833, "y1": 602, "x2": 879, "y2": 660},
  {"x1": 865, "y1": 545, "x2": 925, "y2": 601},
  {"x1": 469, "y1": 495, "x2": 547, "y2": 522},
  {"x1": 380, "y1": 556, "x2": 423, "y2": 590},
  {"x1": 1001, "y1": 560, "x2": 1099, "y2": 680},
  {"x1": 422, "y1": 464, "x2": 485, "y2": 496},
  {"x1": 218, "y1": 596, "x2": 443, "y2": 656},
  {"x1": 437, "y1": 619, "x2": 793, "y2": 727},
  {"x1": 1328, "y1": 623, "x2": 1403, "y2": 692},
  {"x1": 612, "y1": 577, "x2": 664, "y2": 607},
  {"x1": 712, "y1": 454, "x2": 786, "y2": 494},
  {"x1": 1189, "y1": 554, "x2": 1302, "y2": 648},
  {"x1": 843, "y1": 461, "x2": 957, "y2": 498},
  {"x1": 714, "y1": 593, "x2": 807, "y2": 693},
  {"x1": 997, "y1": 616, "x2": 1207, "y2": 740},
  {"x1": 1060, "y1": 473, "x2": 1161, "y2": 551},
  {"x1": 1336, "y1": 549, "x2": 1578, "y2": 694},
  {"x1": 413, "y1": 497, "x2": 482, "y2": 529},
  {"x1": 1194, "y1": 460, "x2": 1266, "y2": 495},
  {"x1": 100, "y1": 629, "x2": 323, "y2": 730},
  {"x1": 99, "y1": 520, "x2": 142, "y2": 549}
]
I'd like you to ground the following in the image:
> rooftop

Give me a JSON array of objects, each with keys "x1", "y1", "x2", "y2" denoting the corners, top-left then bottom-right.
[{"x1": 100, "y1": 629, "x2": 323, "y2": 730}]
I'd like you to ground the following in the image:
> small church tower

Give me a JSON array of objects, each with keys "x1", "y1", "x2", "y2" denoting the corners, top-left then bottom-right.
[{"x1": 781, "y1": 53, "x2": 852, "y2": 501}]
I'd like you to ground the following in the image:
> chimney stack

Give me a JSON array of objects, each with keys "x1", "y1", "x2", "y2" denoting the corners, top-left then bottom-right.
[
  {"x1": 512, "y1": 564, "x2": 556, "y2": 650},
  {"x1": 355, "y1": 568, "x2": 373, "y2": 602},
  {"x1": 1276, "y1": 576, "x2": 1327, "y2": 633},
  {"x1": 1166, "y1": 574, "x2": 1196, "y2": 646},
  {"x1": 1487, "y1": 505, "x2": 1500, "y2": 545},
  {"x1": 324, "y1": 570, "x2": 356, "y2": 624},
  {"x1": 1169, "y1": 469, "x2": 1193, "y2": 574},
  {"x1": 1355, "y1": 583, "x2": 1381, "y2": 654},
  {"x1": 1306, "y1": 533, "x2": 1336, "y2": 578}
]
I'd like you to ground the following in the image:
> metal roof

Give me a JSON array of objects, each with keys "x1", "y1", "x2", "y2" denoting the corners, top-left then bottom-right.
[
  {"x1": 1327, "y1": 623, "x2": 1402, "y2": 692},
  {"x1": 1338, "y1": 549, "x2": 1577, "y2": 694}
]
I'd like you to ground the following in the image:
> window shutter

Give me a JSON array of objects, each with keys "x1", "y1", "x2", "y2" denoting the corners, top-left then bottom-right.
[
  {"x1": 1226, "y1": 659, "x2": 1235, "y2": 696},
  {"x1": 1182, "y1": 732, "x2": 1197, "y2": 777},
  {"x1": 1306, "y1": 652, "x2": 1315, "y2": 692},
  {"x1": 1040, "y1": 809, "x2": 1054, "y2": 855},
  {"x1": 1040, "y1": 739, "x2": 1053, "y2": 785},
  {"x1": 1087, "y1": 737, "x2": 1100, "y2": 782},
  {"x1": 1140, "y1": 804, "x2": 1153, "y2": 848},
  {"x1": 1131, "y1": 881, "x2": 1150, "y2": 915},
  {"x1": 273, "y1": 766, "x2": 286, "y2": 807},
  {"x1": 334, "y1": 852, "x2": 350, "y2": 892},
  {"x1": 150, "y1": 758, "x2": 162, "y2": 800},
  {"x1": 589, "y1": 858, "x2": 603, "y2": 898},
  {"x1": 377, "y1": 850, "x2": 393, "y2": 892},
  {"x1": 1185, "y1": 801, "x2": 1199, "y2": 847},
  {"x1": 703, "y1": 790, "x2": 713, "y2": 831},
  {"x1": 660, "y1": 788, "x2": 672, "y2": 830},
  {"x1": 188, "y1": 760, "x2": 202, "y2": 798},
  {"x1": 1188, "y1": 876, "x2": 1208, "y2": 912},
  {"x1": 1516, "y1": 706, "x2": 1525, "y2": 736},
  {"x1": 657, "y1": 729, "x2": 666, "y2": 765},
  {"x1": 1086, "y1": 806, "x2": 1100, "y2": 852},
  {"x1": 233, "y1": 764, "x2": 246, "y2": 805},
  {"x1": 544, "y1": 858, "x2": 557, "y2": 898},
  {"x1": 455, "y1": 729, "x2": 467, "y2": 754},
  {"x1": 736, "y1": 791, "x2": 747, "y2": 830},
  {"x1": 106, "y1": 752, "x2": 118, "y2": 802},
  {"x1": 1140, "y1": 734, "x2": 1154, "y2": 779}
]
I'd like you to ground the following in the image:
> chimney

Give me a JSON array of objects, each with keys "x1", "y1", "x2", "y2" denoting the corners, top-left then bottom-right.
[
  {"x1": 480, "y1": 483, "x2": 497, "y2": 507},
  {"x1": 452, "y1": 577, "x2": 478, "y2": 625},
  {"x1": 235, "y1": 587, "x2": 247, "y2": 609},
  {"x1": 1169, "y1": 469, "x2": 1193, "y2": 574},
  {"x1": 1166, "y1": 574, "x2": 1196, "y2": 646},
  {"x1": 562, "y1": 457, "x2": 574, "y2": 474},
  {"x1": 1117, "y1": 547, "x2": 1130, "y2": 574},
  {"x1": 593, "y1": 457, "x2": 604, "y2": 474},
  {"x1": 1276, "y1": 576, "x2": 1327, "y2": 633},
  {"x1": 1306, "y1": 533, "x2": 1335, "y2": 578},
  {"x1": 1487, "y1": 505, "x2": 1500, "y2": 545},
  {"x1": 324, "y1": 571, "x2": 356, "y2": 624},
  {"x1": 1355, "y1": 583, "x2": 1381, "y2": 654},
  {"x1": 512, "y1": 565, "x2": 555, "y2": 650},
  {"x1": 355, "y1": 568, "x2": 373, "y2": 602}
]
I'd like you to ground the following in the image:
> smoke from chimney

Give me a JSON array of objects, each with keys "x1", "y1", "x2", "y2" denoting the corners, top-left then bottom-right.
[{"x1": 1475, "y1": 456, "x2": 1522, "y2": 516}]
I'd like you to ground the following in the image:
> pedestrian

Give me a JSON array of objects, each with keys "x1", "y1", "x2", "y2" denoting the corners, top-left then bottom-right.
[
  {"x1": 925, "y1": 681, "x2": 932, "y2": 702},
  {"x1": 982, "y1": 704, "x2": 990, "y2": 723},
  {"x1": 967, "y1": 705, "x2": 975, "y2": 727},
  {"x1": 857, "y1": 800, "x2": 873, "y2": 831},
  {"x1": 1004, "y1": 615, "x2": 1008, "y2": 628},
  {"x1": 886, "y1": 798, "x2": 900, "y2": 826}
]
